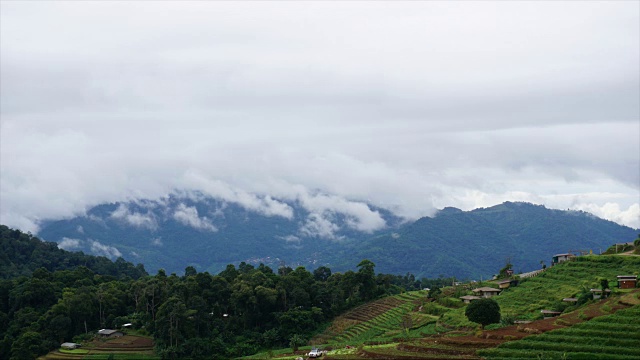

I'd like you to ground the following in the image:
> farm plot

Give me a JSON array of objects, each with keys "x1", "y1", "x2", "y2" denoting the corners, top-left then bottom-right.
[
  {"x1": 479, "y1": 305, "x2": 640, "y2": 359},
  {"x1": 42, "y1": 335, "x2": 157, "y2": 360},
  {"x1": 312, "y1": 292, "x2": 435, "y2": 345}
]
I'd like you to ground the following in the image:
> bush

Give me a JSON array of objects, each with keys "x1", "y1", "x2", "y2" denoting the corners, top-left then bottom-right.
[
  {"x1": 436, "y1": 296, "x2": 463, "y2": 308},
  {"x1": 500, "y1": 313, "x2": 516, "y2": 326}
]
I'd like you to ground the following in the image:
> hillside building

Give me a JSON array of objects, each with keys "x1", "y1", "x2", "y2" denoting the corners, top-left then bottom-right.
[
  {"x1": 472, "y1": 287, "x2": 501, "y2": 298},
  {"x1": 551, "y1": 253, "x2": 575, "y2": 266},
  {"x1": 460, "y1": 295, "x2": 481, "y2": 303},
  {"x1": 590, "y1": 288, "x2": 611, "y2": 300},
  {"x1": 617, "y1": 275, "x2": 637, "y2": 289},
  {"x1": 98, "y1": 329, "x2": 123, "y2": 338},
  {"x1": 540, "y1": 310, "x2": 561, "y2": 319}
]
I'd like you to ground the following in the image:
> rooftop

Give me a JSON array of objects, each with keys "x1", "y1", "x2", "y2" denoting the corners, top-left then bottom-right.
[
  {"x1": 472, "y1": 287, "x2": 501, "y2": 293},
  {"x1": 540, "y1": 310, "x2": 562, "y2": 314}
]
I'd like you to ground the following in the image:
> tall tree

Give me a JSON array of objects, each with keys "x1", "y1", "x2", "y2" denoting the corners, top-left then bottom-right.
[{"x1": 465, "y1": 298, "x2": 501, "y2": 329}]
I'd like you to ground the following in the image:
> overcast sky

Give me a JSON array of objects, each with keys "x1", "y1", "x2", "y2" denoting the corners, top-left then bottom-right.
[{"x1": 1, "y1": 1, "x2": 639, "y2": 234}]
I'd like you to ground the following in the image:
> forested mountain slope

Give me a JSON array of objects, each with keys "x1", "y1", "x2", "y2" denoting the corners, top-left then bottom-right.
[
  {"x1": 37, "y1": 194, "x2": 402, "y2": 275},
  {"x1": 37, "y1": 196, "x2": 638, "y2": 279},
  {"x1": 344, "y1": 202, "x2": 637, "y2": 279},
  {"x1": 0, "y1": 225, "x2": 147, "y2": 279}
]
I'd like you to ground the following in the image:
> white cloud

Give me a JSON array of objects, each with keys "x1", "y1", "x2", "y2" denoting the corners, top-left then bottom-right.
[
  {"x1": 110, "y1": 204, "x2": 158, "y2": 230},
  {"x1": 295, "y1": 192, "x2": 386, "y2": 233},
  {"x1": 182, "y1": 173, "x2": 294, "y2": 219},
  {"x1": 151, "y1": 237, "x2": 163, "y2": 246},
  {"x1": 58, "y1": 237, "x2": 82, "y2": 250},
  {"x1": 299, "y1": 213, "x2": 343, "y2": 240},
  {"x1": 279, "y1": 235, "x2": 301, "y2": 243},
  {"x1": 571, "y1": 203, "x2": 640, "y2": 229},
  {"x1": 0, "y1": 2, "x2": 637, "y2": 234},
  {"x1": 173, "y1": 203, "x2": 217, "y2": 232},
  {"x1": 89, "y1": 239, "x2": 122, "y2": 259},
  {"x1": 76, "y1": 225, "x2": 84, "y2": 234}
]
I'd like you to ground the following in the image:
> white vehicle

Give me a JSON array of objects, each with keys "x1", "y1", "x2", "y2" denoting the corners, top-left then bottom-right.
[{"x1": 308, "y1": 348, "x2": 323, "y2": 358}]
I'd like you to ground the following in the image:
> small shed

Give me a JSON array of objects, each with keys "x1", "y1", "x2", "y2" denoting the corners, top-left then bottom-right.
[
  {"x1": 472, "y1": 287, "x2": 501, "y2": 298},
  {"x1": 61, "y1": 342, "x2": 80, "y2": 350},
  {"x1": 98, "y1": 329, "x2": 123, "y2": 338},
  {"x1": 540, "y1": 310, "x2": 561, "y2": 319},
  {"x1": 617, "y1": 275, "x2": 637, "y2": 289},
  {"x1": 551, "y1": 253, "x2": 575, "y2": 266},
  {"x1": 498, "y1": 279, "x2": 519, "y2": 289},
  {"x1": 460, "y1": 295, "x2": 481, "y2": 303},
  {"x1": 590, "y1": 289, "x2": 611, "y2": 300}
]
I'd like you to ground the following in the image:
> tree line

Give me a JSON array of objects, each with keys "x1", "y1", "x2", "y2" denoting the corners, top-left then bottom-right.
[{"x1": 0, "y1": 225, "x2": 456, "y2": 359}]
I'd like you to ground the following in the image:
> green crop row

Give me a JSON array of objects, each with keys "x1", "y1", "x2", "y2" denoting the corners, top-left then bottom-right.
[
  {"x1": 479, "y1": 348, "x2": 640, "y2": 360},
  {"x1": 481, "y1": 304, "x2": 640, "y2": 359},
  {"x1": 500, "y1": 339, "x2": 640, "y2": 356},
  {"x1": 523, "y1": 334, "x2": 640, "y2": 348},
  {"x1": 553, "y1": 328, "x2": 640, "y2": 340}
]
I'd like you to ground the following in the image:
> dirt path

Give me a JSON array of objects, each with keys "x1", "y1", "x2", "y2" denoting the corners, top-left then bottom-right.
[{"x1": 619, "y1": 250, "x2": 639, "y2": 256}]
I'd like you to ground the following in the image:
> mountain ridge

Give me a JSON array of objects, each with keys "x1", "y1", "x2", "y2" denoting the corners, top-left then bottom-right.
[{"x1": 36, "y1": 196, "x2": 638, "y2": 279}]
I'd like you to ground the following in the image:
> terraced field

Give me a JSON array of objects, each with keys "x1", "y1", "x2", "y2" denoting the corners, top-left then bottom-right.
[
  {"x1": 253, "y1": 255, "x2": 640, "y2": 360},
  {"x1": 311, "y1": 291, "x2": 439, "y2": 345},
  {"x1": 441, "y1": 255, "x2": 640, "y2": 328},
  {"x1": 479, "y1": 304, "x2": 640, "y2": 359},
  {"x1": 41, "y1": 335, "x2": 158, "y2": 360}
]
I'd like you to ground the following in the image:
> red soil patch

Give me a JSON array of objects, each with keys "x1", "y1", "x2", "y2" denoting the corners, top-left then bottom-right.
[
  {"x1": 90, "y1": 335, "x2": 154, "y2": 349},
  {"x1": 356, "y1": 290, "x2": 639, "y2": 360}
]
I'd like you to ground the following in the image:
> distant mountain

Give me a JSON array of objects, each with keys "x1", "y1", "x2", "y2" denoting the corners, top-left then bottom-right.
[
  {"x1": 37, "y1": 196, "x2": 638, "y2": 279},
  {"x1": 335, "y1": 202, "x2": 638, "y2": 279},
  {"x1": 38, "y1": 193, "x2": 403, "y2": 275}
]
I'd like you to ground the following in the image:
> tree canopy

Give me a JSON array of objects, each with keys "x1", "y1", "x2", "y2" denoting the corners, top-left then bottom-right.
[{"x1": 465, "y1": 298, "x2": 501, "y2": 329}]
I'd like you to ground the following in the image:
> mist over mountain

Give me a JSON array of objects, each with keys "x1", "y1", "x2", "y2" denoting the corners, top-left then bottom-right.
[
  {"x1": 37, "y1": 195, "x2": 637, "y2": 279},
  {"x1": 37, "y1": 193, "x2": 404, "y2": 275}
]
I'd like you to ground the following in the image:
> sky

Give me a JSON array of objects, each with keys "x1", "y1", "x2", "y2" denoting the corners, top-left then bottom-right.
[{"x1": 1, "y1": 1, "x2": 639, "y2": 234}]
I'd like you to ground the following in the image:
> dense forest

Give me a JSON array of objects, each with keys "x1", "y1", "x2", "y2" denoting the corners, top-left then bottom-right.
[
  {"x1": 0, "y1": 225, "x2": 147, "y2": 279},
  {"x1": 0, "y1": 225, "x2": 454, "y2": 359}
]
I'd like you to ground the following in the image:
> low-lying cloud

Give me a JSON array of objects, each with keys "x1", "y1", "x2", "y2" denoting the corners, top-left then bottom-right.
[
  {"x1": 110, "y1": 204, "x2": 158, "y2": 230},
  {"x1": 173, "y1": 203, "x2": 217, "y2": 232},
  {"x1": 89, "y1": 240, "x2": 122, "y2": 259},
  {"x1": 57, "y1": 237, "x2": 122, "y2": 260},
  {"x1": 0, "y1": 2, "x2": 638, "y2": 233},
  {"x1": 58, "y1": 237, "x2": 82, "y2": 251}
]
